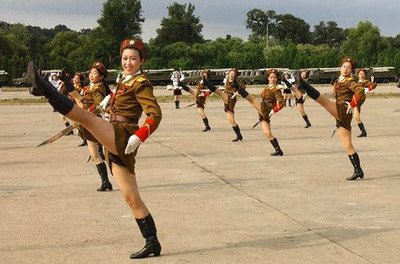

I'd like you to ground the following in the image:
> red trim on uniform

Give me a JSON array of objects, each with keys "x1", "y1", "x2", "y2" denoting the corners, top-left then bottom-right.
[
  {"x1": 88, "y1": 104, "x2": 95, "y2": 112},
  {"x1": 273, "y1": 103, "x2": 284, "y2": 113},
  {"x1": 350, "y1": 95, "x2": 358, "y2": 107},
  {"x1": 134, "y1": 125, "x2": 150, "y2": 142}
]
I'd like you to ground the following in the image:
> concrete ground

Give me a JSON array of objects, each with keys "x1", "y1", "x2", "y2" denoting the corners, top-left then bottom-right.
[{"x1": 1, "y1": 85, "x2": 400, "y2": 264}]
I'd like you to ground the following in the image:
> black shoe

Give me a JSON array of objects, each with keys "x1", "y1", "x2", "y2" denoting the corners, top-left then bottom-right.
[
  {"x1": 130, "y1": 240, "x2": 161, "y2": 259},
  {"x1": 270, "y1": 150, "x2": 283, "y2": 156},
  {"x1": 97, "y1": 181, "x2": 113, "y2": 191},
  {"x1": 202, "y1": 126, "x2": 211, "y2": 132},
  {"x1": 232, "y1": 135, "x2": 243, "y2": 142},
  {"x1": 357, "y1": 132, "x2": 367, "y2": 137},
  {"x1": 346, "y1": 170, "x2": 364, "y2": 180},
  {"x1": 305, "y1": 122, "x2": 311, "y2": 128}
]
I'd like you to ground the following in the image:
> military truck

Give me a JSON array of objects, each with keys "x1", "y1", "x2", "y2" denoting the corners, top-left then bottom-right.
[
  {"x1": 370, "y1": 67, "x2": 397, "y2": 83},
  {"x1": 11, "y1": 72, "x2": 31, "y2": 87}
]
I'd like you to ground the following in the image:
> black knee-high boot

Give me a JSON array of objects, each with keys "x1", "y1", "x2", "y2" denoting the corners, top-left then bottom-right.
[
  {"x1": 302, "y1": 115, "x2": 311, "y2": 128},
  {"x1": 347, "y1": 152, "x2": 364, "y2": 180},
  {"x1": 202, "y1": 117, "x2": 211, "y2": 132},
  {"x1": 357, "y1": 122, "x2": 367, "y2": 137},
  {"x1": 288, "y1": 98, "x2": 292, "y2": 107},
  {"x1": 130, "y1": 214, "x2": 161, "y2": 259},
  {"x1": 232, "y1": 125, "x2": 243, "y2": 142},
  {"x1": 96, "y1": 162, "x2": 112, "y2": 191},
  {"x1": 298, "y1": 77, "x2": 320, "y2": 100},
  {"x1": 27, "y1": 61, "x2": 74, "y2": 115},
  {"x1": 270, "y1": 138, "x2": 283, "y2": 156}
]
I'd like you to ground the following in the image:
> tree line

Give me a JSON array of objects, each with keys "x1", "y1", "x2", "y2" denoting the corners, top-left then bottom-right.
[{"x1": 1, "y1": 0, "x2": 400, "y2": 82}]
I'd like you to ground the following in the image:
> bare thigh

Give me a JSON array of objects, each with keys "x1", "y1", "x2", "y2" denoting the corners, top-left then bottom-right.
[
  {"x1": 65, "y1": 105, "x2": 118, "y2": 154},
  {"x1": 316, "y1": 96, "x2": 339, "y2": 120}
]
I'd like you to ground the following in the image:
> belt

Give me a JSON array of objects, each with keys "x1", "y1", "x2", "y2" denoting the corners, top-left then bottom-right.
[{"x1": 109, "y1": 114, "x2": 138, "y2": 124}]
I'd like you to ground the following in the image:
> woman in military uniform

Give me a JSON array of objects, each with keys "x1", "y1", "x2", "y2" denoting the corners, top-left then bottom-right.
[
  {"x1": 76, "y1": 62, "x2": 112, "y2": 192},
  {"x1": 293, "y1": 57, "x2": 366, "y2": 180},
  {"x1": 283, "y1": 70, "x2": 312, "y2": 128},
  {"x1": 206, "y1": 68, "x2": 244, "y2": 141},
  {"x1": 353, "y1": 68, "x2": 377, "y2": 137},
  {"x1": 180, "y1": 69, "x2": 213, "y2": 132},
  {"x1": 27, "y1": 37, "x2": 162, "y2": 259},
  {"x1": 72, "y1": 72, "x2": 88, "y2": 146},
  {"x1": 282, "y1": 72, "x2": 293, "y2": 107},
  {"x1": 167, "y1": 70, "x2": 184, "y2": 109}
]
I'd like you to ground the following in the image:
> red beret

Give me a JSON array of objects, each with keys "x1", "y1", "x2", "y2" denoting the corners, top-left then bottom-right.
[
  {"x1": 91, "y1": 61, "x2": 108, "y2": 78},
  {"x1": 266, "y1": 68, "x2": 280, "y2": 78},
  {"x1": 120, "y1": 38, "x2": 147, "y2": 60},
  {"x1": 340, "y1": 56, "x2": 357, "y2": 69}
]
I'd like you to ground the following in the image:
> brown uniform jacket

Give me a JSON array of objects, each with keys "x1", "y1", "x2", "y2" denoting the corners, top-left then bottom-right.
[
  {"x1": 258, "y1": 84, "x2": 284, "y2": 123},
  {"x1": 81, "y1": 82, "x2": 107, "y2": 110},
  {"x1": 261, "y1": 84, "x2": 284, "y2": 109},
  {"x1": 107, "y1": 73, "x2": 162, "y2": 173},
  {"x1": 110, "y1": 74, "x2": 162, "y2": 132},
  {"x1": 333, "y1": 77, "x2": 365, "y2": 107}
]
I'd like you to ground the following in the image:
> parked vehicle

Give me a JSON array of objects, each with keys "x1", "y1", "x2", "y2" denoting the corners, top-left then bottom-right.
[
  {"x1": 0, "y1": 70, "x2": 8, "y2": 87},
  {"x1": 370, "y1": 67, "x2": 397, "y2": 83}
]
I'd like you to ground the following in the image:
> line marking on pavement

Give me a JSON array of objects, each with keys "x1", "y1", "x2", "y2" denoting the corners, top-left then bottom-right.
[{"x1": 153, "y1": 138, "x2": 377, "y2": 264}]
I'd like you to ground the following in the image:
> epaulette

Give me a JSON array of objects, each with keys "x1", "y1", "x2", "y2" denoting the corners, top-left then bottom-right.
[{"x1": 136, "y1": 75, "x2": 147, "y2": 83}]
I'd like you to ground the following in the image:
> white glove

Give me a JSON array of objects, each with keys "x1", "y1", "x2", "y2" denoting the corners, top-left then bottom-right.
[
  {"x1": 99, "y1": 95, "x2": 111, "y2": 110},
  {"x1": 125, "y1": 135, "x2": 141, "y2": 154},
  {"x1": 268, "y1": 109, "x2": 275, "y2": 118},
  {"x1": 231, "y1": 92, "x2": 238, "y2": 99},
  {"x1": 179, "y1": 74, "x2": 185, "y2": 82},
  {"x1": 346, "y1": 101, "x2": 354, "y2": 114},
  {"x1": 364, "y1": 87, "x2": 369, "y2": 94}
]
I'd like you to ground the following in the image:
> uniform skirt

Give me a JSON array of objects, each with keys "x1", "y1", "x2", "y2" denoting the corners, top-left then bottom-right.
[
  {"x1": 106, "y1": 122, "x2": 139, "y2": 174},
  {"x1": 224, "y1": 96, "x2": 237, "y2": 113},
  {"x1": 258, "y1": 101, "x2": 272, "y2": 124},
  {"x1": 196, "y1": 96, "x2": 206, "y2": 109},
  {"x1": 336, "y1": 103, "x2": 352, "y2": 131}
]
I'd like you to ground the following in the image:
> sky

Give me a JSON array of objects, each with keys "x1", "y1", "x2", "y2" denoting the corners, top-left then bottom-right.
[{"x1": 1, "y1": 0, "x2": 399, "y2": 41}]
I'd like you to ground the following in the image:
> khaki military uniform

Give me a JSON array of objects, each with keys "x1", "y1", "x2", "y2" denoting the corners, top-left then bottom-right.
[
  {"x1": 333, "y1": 77, "x2": 366, "y2": 131},
  {"x1": 78, "y1": 82, "x2": 107, "y2": 142},
  {"x1": 224, "y1": 80, "x2": 245, "y2": 113},
  {"x1": 107, "y1": 74, "x2": 162, "y2": 174},
  {"x1": 259, "y1": 84, "x2": 284, "y2": 124}
]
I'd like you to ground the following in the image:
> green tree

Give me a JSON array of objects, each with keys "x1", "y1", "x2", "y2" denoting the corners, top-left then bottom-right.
[
  {"x1": 153, "y1": 2, "x2": 204, "y2": 46},
  {"x1": 274, "y1": 14, "x2": 311, "y2": 44},
  {"x1": 97, "y1": 0, "x2": 144, "y2": 63},
  {"x1": 313, "y1": 21, "x2": 346, "y2": 46},
  {"x1": 341, "y1": 21, "x2": 388, "y2": 67}
]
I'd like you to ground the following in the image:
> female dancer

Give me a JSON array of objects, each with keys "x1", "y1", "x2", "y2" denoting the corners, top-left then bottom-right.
[
  {"x1": 77, "y1": 62, "x2": 112, "y2": 191},
  {"x1": 167, "y1": 70, "x2": 184, "y2": 109},
  {"x1": 282, "y1": 72, "x2": 293, "y2": 107},
  {"x1": 180, "y1": 69, "x2": 212, "y2": 132},
  {"x1": 291, "y1": 57, "x2": 366, "y2": 180},
  {"x1": 27, "y1": 37, "x2": 162, "y2": 258},
  {"x1": 209, "y1": 68, "x2": 244, "y2": 141},
  {"x1": 72, "y1": 72, "x2": 88, "y2": 146},
  {"x1": 284, "y1": 70, "x2": 312, "y2": 128},
  {"x1": 353, "y1": 68, "x2": 377, "y2": 137}
]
